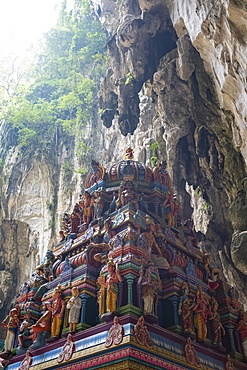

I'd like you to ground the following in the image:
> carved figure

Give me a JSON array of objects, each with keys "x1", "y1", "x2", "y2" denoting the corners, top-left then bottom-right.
[
  {"x1": 105, "y1": 316, "x2": 124, "y2": 347},
  {"x1": 97, "y1": 259, "x2": 122, "y2": 313},
  {"x1": 81, "y1": 191, "x2": 92, "y2": 225},
  {"x1": 184, "y1": 337, "x2": 201, "y2": 368},
  {"x1": 57, "y1": 334, "x2": 74, "y2": 363},
  {"x1": 117, "y1": 180, "x2": 139, "y2": 210},
  {"x1": 31, "y1": 305, "x2": 51, "y2": 338},
  {"x1": 193, "y1": 286, "x2": 210, "y2": 342},
  {"x1": 66, "y1": 287, "x2": 82, "y2": 332},
  {"x1": 142, "y1": 216, "x2": 173, "y2": 272},
  {"x1": 153, "y1": 161, "x2": 171, "y2": 187},
  {"x1": 47, "y1": 285, "x2": 65, "y2": 337},
  {"x1": 161, "y1": 188, "x2": 176, "y2": 226},
  {"x1": 1, "y1": 308, "x2": 19, "y2": 353},
  {"x1": 202, "y1": 252, "x2": 220, "y2": 290},
  {"x1": 19, "y1": 350, "x2": 33, "y2": 370},
  {"x1": 225, "y1": 355, "x2": 235, "y2": 370},
  {"x1": 236, "y1": 308, "x2": 247, "y2": 358},
  {"x1": 209, "y1": 297, "x2": 225, "y2": 345},
  {"x1": 85, "y1": 160, "x2": 105, "y2": 188},
  {"x1": 92, "y1": 190, "x2": 104, "y2": 219},
  {"x1": 18, "y1": 311, "x2": 35, "y2": 349},
  {"x1": 138, "y1": 266, "x2": 161, "y2": 315},
  {"x1": 134, "y1": 316, "x2": 152, "y2": 348},
  {"x1": 36, "y1": 250, "x2": 55, "y2": 280},
  {"x1": 70, "y1": 203, "x2": 81, "y2": 234},
  {"x1": 125, "y1": 147, "x2": 134, "y2": 159},
  {"x1": 178, "y1": 283, "x2": 195, "y2": 334}
]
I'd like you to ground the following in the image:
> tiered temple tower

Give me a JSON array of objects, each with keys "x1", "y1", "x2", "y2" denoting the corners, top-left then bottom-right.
[{"x1": 1, "y1": 149, "x2": 247, "y2": 370}]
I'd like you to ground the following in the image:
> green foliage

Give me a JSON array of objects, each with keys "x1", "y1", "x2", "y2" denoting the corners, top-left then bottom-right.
[
  {"x1": 149, "y1": 142, "x2": 159, "y2": 167},
  {"x1": 150, "y1": 156, "x2": 158, "y2": 167},
  {"x1": 3, "y1": 0, "x2": 108, "y2": 159},
  {"x1": 195, "y1": 186, "x2": 203, "y2": 195},
  {"x1": 62, "y1": 161, "x2": 74, "y2": 177},
  {"x1": 150, "y1": 142, "x2": 158, "y2": 151},
  {"x1": 125, "y1": 72, "x2": 135, "y2": 85}
]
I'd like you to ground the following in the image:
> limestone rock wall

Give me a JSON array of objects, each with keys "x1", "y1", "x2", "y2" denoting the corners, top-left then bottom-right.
[{"x1": 97, "y1": 0, "x2": 247, "y2": 302}]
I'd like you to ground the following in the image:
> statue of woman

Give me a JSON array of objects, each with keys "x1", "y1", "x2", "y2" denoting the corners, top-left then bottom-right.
[
  {"x1": 193, "y1": 286, "x2": 210, "y2": 342},
  {"x1": 209, "y1": 297, "x2": 225, "y2": 345},
  {"x1": 97, "y1": 259, "x2": 122, "y2": 313},
  {"x1": 67, "y1": 287, "x2": 82, "y2": 332},
  {"x1": 178, "y1": 283, "x2": 195, "y2": 334}
]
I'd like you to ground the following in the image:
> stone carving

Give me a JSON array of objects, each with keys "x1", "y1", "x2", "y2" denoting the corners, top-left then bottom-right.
[
  {"x1": 134, "y1": 316, "x2": 152, "y2": 348},
  {"x1": 225, "y1": 355, "x2": 235, "y2": 370},
  {"x1": 105, "y1": 316, "x2": 124, "y2": 347},
  {"x1": 19, "y1": 350, "x2": 33, "y2": 370},
  {"x1": 184, "y1": 337, "x2": 201, "y2": 368},
  {"x1": 57, "y1": 334, "x2": 75, "y2": 363}
]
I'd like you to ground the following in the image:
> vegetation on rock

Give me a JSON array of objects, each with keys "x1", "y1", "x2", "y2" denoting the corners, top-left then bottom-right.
[{"x1": 0, "y1": 0, "x2": 108, "y2": 160}]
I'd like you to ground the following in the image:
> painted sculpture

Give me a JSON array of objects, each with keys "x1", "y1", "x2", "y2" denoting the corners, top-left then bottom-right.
[
  {"x1": 209, "y1": 297, "x2": 225, "y2": 345},
  {"x1": 97, "y1": 259, "x2": 122, "y2": 313},
  {"x1": 18, "y1": 311, "x2": 35, "y2": 349},
  {"x1": 193, "y1": 286, "x2": 210, "y2": 342},
  {"x1": 46, "y1": 285, "x2": 65, "y2": 338},
  {"x1": 66, "y1": 287, "x2": 82, "y2": 332},
  {"x1": 178, "y1": 283, "x2": 195, "y2": 335},
  {"x1": 1, "y1": 308, "x2": 19, "y2": 355}
]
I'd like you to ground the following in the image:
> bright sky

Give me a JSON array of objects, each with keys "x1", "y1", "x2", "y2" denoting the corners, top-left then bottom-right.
[{"x1": 0, "y1": 0, "x2": 62, "y2": 55}]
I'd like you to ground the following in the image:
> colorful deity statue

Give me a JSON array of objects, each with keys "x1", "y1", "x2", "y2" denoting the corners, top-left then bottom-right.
[
  {"x1": 161, "y1": 188, "x2": 176, "y2": 227},
  {"x1": 80, "y1": 191, "x2": 93, "y2": 225},
  {"x1": 31, "y1": 304, "x2": 52, "y2": 339},
  {"x1": 85, "y1": 160, "x2": 105, "y2": 188},
  {"x1": 1, "y1": 308, "x2": 19, "y2": 354},
  {"x1": 178, "y1": 282, "x2": 195, "y2": 335},
  {"x1": 125, "y1": 147, "x2": 134, "y2": 159},
  {"x1": 36, "y1": 250, "x2": 55, "y2": 281},
  {"x1": 97, "y1": 259, "x2": 122, "y2": 313},
  {"x1": 70, "y1": 203, "x2": 81, "y2": 234},
  {"x1": 117, "y1": 180, "x2": 139, "y2": 211},
  {"x1": 209, "y1": 297, "x2": 225, "y2": 345},
  {"x1": 91, "y1": 190, "x2": 104, "y2": 219},
  {"x1": 18, "y1": 311, "x2": 35, "y2": 349},
  {"x1": 66, "y1": 287, "x2": 82, "y2": 332},
  {"x1": 142, "y1": 216, "x2": 173, "y2": 272},
  {"x1": 202, "y1": 252, "x2": 220, "y2": 290},
  {"x1": 46, "y1": 285, "x2": 65, "y2": 338},
  {"x1": 193, "y1": 286, "x2": 210, "y2": 342},
  {"x1": 138, "y1": 266, "x2": 161, "y2": 315}
]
